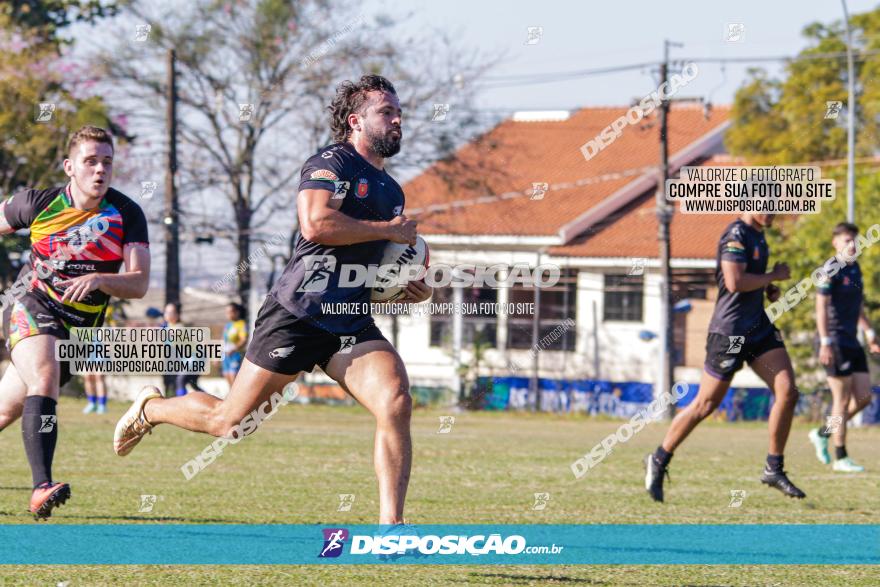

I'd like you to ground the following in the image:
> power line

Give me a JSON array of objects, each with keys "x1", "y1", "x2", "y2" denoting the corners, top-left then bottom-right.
[{"x1": 479, "y1": 49, "x2": 880, "y2": 89}]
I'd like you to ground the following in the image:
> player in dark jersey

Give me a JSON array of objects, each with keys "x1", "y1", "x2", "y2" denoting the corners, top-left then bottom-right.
[
  {"x1": 115, "y1": 75, "x2": 430, "y2": 524},
  {"x1": 0, "y1": 126, "x2": 150, "y2": 519},
  {"x1": 645, "y1": 213, "x2": 806, "y2": 501},
  {"x1": 809, "y1": 222, "x2": 880, "y2": 472}
]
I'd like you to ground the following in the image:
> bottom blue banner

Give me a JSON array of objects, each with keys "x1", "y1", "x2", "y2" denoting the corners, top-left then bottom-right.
[{"x1": 0, "y1": 524, "x2": 876, "y2": 565}]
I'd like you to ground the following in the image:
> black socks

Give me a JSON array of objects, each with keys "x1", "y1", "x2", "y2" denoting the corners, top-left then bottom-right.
[
  {"x1": 766, "y1": 454, "x2": 784, "y2": 472},
  {"x1": 654, "y1": 446, "x2": 673, "y2": 468},
  {"x1": 835, "y1": 445, "x2": 848, "y2": 460},
  {"x1": 22, "y1": 396, "x2": 57, "y2": 488}
]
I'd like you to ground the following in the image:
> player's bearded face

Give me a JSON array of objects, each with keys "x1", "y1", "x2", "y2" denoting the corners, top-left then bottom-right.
[
  {"x1": 361, "y1": 93, "x2": 402, "y2": 158},
  {"x1": 67, "y1": 141, "x2": 113, "y2": 200},
  {"x1": 364, "y1": 117, "x2": 401, "y2": 157}
]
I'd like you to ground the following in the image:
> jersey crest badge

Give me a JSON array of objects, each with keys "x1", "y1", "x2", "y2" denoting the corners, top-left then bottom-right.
[{"x1": 356, "y1": 178, "x2": 369, "y2": 198}]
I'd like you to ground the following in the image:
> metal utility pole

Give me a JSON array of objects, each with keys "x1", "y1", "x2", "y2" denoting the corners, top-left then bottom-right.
[
  {"x1": 531, "y1": 249, "x2": 543, "y2": 412},
  {"x1": 656, "y1": 40, "x2": 680, "y2": 416},
  {"x1": 841, "y1": 0, "x2": 856, "y2": 223},
  {"x1": 164, "y1": 49, "x2": 180, "y2": 307}
]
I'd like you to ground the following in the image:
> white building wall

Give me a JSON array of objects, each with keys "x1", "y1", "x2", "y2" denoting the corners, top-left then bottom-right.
[{"x1": 371, "y1": 250, "x2": 765, "y2": 391}]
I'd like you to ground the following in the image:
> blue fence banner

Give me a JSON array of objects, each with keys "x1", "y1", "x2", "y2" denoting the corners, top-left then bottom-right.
[
  {"x1": 0, "y1": 524, "x2": 877, "y2": 565},
  {"x1": 483, "y1": 377, "x2": 880, "y2": 423}
]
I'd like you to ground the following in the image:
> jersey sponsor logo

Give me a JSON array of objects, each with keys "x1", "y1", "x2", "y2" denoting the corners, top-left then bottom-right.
[
  {"x1": 269, "y1": 345, "x2": 295, "y2": 359},
  {"x1": 310, "y1": 169, "x2": 339, "y2": 181},
  {"x1": 392, "y1": 205, "x2": 403, "y2": 216},
  {"x1": 64, "y1": 263, "x2": 96, "y2": 271},
  {"x1": 332, "y1": 181, "x2": 349, "y2": 200},
  {"x1": 321, "y1": 151, "x2": 334, "y2": 159},
  {"x1": 753, "y1": 247, "x2": 760, "y2": 259},
  {"x1": 356, "y1": 178, "x2": 369, "y2": 198},
  {"x1": 297, "y1": 255, "x2": 336, "y2": 292}
]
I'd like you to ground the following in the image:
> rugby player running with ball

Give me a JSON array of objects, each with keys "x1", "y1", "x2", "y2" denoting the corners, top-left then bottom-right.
[{"x1": 115, "y1": 75, "x2": 431, "y2": 525}]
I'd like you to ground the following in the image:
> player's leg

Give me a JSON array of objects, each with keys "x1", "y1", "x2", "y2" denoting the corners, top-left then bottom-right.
[
  {"x1": 833, "y1": 369, "x2": 869, "y2": 472},
  {"x1": 748, "y1": 347, "x2": 805, "y2": 498},
  {"x1": 83, "y1": 374, "x2": 97, "y2": 414},
  {"x1": 94, "y1": 374, "x2": 107, "y2": 414},
  {"x1": 222, "y1": 354, "x2": 239, "y2": 389},
  {"x1": 10, "y1": 333, "x2": 73, "y2": 516},
  {"x1": 808, "y1": 375, "x2": 846, "y2": 465},
  {"x1": 661, "y1": 370, "x2": 732, "y2": 453},
  {"x1": 115, "y1": 359, "x2": 297, "y2": 455},
  {"x1": 645, "y1": 332, "x2": 736, "y2": 503},
  {"x1": 826, "y1": 375, "x2": 853, "y2": 461},
  {"x1": 324, "y1": 339, "x2": 412, "y2": 524},
  {"x1": 0, "y1": 362, "x2": 28, "y2": 430},
  {"x1": 848, "y1": 372, "x2": 873, "y2": 419},
  {"x1": 809, "y1": 342, "x2": 847, "y2": 465},
  {"x1": 174, "y1": 373, "x2": 189, "y2": 397}
]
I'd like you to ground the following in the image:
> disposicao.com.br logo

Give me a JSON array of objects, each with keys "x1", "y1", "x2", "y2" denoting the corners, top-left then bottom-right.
[{"x1": 318, "y1": 528, "x2": 563, "y2": 558}]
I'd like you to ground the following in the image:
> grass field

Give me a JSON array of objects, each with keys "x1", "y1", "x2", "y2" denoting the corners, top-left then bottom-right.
[{"x1": 0, "y1": 397, "x2": 877, "y2": 585}]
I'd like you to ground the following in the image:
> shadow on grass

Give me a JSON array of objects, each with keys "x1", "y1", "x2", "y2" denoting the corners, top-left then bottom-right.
[{"x1": 0, "y1": 512, "x2": 251, "y2": 523}]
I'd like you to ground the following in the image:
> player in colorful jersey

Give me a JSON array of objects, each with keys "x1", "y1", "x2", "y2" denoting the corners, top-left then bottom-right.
[
  {"x1": 809, "y1": 222, "x2": 880, "y2": 472},
  {"x1": 0, "y1": 126, "x2": 150, "y2": 519}
]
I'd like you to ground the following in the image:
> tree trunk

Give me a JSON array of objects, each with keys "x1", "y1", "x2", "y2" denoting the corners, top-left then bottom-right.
[{"x1": 236, "y1": 201, "x2": 252, "y2": 321}]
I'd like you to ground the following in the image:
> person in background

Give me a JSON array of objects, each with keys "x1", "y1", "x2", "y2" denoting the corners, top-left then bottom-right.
[
  {"x1": 160, "y1": 302, "x2": 183, "y2": 396},
  {"x1": 83, "y1": 303, "x2": 117, "y2": 414},
  {"x1": 222, "y1": 302, "x2": 248, "y2": 390},
  {"x1": 82, "y1": 374, "x2": 107, "y2": 414}
]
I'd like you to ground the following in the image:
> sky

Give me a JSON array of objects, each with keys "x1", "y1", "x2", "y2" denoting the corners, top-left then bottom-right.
[{"x1": 369, "y1": 0, "x2": 879, "y2": 112}]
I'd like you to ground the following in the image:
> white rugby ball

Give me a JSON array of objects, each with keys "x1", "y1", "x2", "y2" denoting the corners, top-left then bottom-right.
[{"x1": 371, "y1": 236, "x2": 430, "y2": 302}]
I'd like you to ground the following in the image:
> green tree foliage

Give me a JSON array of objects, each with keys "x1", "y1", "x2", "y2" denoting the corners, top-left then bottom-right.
[
  {"x1": 726, "y1": 8, "x2": 880, "y2": 387},
  {"x1": 0, "y1": 1, "x2": 117, "y2": 47},
  {"x1": 0, "y1": 11, "x2": 119, "y2": 283}
]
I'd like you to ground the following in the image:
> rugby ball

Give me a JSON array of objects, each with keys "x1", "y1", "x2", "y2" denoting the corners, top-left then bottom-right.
[{"x1": 371, "y1": 236, "x2": 430, "y2": 302}]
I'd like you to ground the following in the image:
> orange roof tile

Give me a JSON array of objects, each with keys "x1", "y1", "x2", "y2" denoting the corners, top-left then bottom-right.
[
  {"x1": 550, "y1": 155, "x2": 742, "y2": 260},
  {"x1": 404, "y1": 104, "x2": 731, "y2": 239}
]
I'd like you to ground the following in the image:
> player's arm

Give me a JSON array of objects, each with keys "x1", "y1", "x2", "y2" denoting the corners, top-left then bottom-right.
[
  {"x1": 0, "y1": 200, "x2": 17, "y2": 235},
  {"x1": 858, "y1": 303, "x2": 880, "y2": 353},
  {"x1": 58, "y1": 245, "x2": 150, "y2": 302},
  {"x1": 816, "y1": 289, "x2": 835, "y2": 365},
  {"x1": 721, "y1": 260, "x2": 788, "y2": 293},
  {"x1": 298, "y1": 188, "x2": 416, "y2": 246}
]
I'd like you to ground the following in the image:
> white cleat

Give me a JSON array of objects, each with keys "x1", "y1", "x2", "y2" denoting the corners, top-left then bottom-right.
[
  {"x1": 114, "y1": 386, "x2": 163, "y2": 456},
  {"x1": 808, "y1": 428, "x2": 831, "y2": 465},
  {"x1": 832, "y1": 457, "x2": 865, "y2": 473}
]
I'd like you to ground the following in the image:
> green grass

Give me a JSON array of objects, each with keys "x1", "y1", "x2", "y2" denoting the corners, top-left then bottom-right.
[{"x1": 0, "y1": 398, "x2": 877, "y2": 585}]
